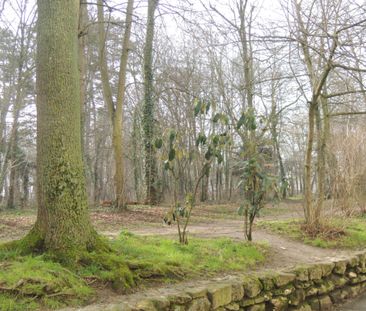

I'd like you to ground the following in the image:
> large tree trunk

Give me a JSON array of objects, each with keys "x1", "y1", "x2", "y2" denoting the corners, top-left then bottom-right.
[
  {"x1": 30, "y1": 0, "x2": 95, "y2": 257},
  {"x1": 143, "y1": 0, "x2": 159, "y2": 205}
]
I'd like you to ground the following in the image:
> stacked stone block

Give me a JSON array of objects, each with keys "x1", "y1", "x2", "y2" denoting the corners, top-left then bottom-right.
[{"x1": 87, "y1": 252, "x2": 366, "y2": 311}]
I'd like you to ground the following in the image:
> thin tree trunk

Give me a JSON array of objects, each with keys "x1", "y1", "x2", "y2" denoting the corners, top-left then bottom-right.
[
  {"x1": 7, "y1": 26, "x2": 27, "y2": 209},
  {"x1": 97, "y1": 0, "x2": 134, "y2": 210},
  {"x1": 143, "y1": 0, "x2": 159, "y2": 205},
  {"x1": 304, "y1": 102, "x2": 316, "y2": 224}
]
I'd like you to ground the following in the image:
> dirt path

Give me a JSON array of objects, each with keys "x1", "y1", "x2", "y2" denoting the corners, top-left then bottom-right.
[
  {"x1": 1, "y1": 205, "x2": 358, "y2": 310},
  {"x1": 0, "y1": 204, "x2": 352, "y2": 270},
  {"x1": 62, "y1": 220, "x2": 354, "y2": 311}
]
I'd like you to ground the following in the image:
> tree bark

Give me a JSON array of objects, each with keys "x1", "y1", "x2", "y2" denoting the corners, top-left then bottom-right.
[
  {"x1": 143, "y1": 0, "x2": 159, "y2": 205},
  {"x1": 31, "y1": 0, "x2": 96, "y2": 257}
]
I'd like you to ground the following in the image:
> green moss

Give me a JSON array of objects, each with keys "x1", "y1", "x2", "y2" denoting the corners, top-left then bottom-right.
[
  {"x1": 0, "y1": 228, "x2": 44, "y2": 256},
  {"x1": 0, "y1": 254, "x2": 92, "y2": 310},
  {"x1": 79, "y1": 251, "x2": 135, "y2": 291},
  {"x1": 0, "y1": 232, "x2": 266, "y2": 310},
  {"x1": 0, "y1": 294, "x2": 39, "y2": 311}
]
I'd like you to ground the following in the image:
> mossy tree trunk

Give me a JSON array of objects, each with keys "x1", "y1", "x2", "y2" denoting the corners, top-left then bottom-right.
[
  {"x1": 30, "y1": 0, "x2": 96, "y2": 257},
  {"x1": 143, "y1": 0, "x2": 159, "y2": 205}
]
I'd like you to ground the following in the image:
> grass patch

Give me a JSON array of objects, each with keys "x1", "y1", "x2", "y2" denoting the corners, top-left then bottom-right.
[
  {"x1": 0, "y1": 232, "x2": 265, "y2": 310},
  {"x1": 115, "y1": 232, "x2": 265, "y2": 276},
  {"x1": 257, "y1": 218, "x2": 366, "y2": 249}
]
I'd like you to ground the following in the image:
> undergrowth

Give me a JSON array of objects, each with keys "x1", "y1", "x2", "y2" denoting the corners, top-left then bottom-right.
[
  {"x1": 0, "y1": 232, "x2": 265, "y2": 310},
  {"x1": 257, "y1": 217, "x2": 366, "y2": 249}
]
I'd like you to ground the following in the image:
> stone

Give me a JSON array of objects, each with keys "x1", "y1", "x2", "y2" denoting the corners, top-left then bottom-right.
[
  {"x1": 294, "y1": 281, "x2": 312, "y2": 290},
  {"x1": 187, "y1": 298, "x2": 210, "y2": 311},
  {"x1": 262, "y1": 293, "x2": 273, "y2": 302},
  {"x1": 356, "y1": 266, "x2": 366, "y2": 273},
  {"x1": 242, "y1": 276, "x2": 263, "y2": 298},
  {"x1": 136, "y1": 299, "x2": 158, "y2": 311},
  {"x1": 171, "y1": 305, "x2": 186, "y2": 311},
  {"x1": 207, "y1": 284, "x2": 232, "y2": 309},
  {"x1": 153, "y1": 297, "x2": 171, "y2": 310},
  {"x1": 348, "y1": 271, "x2": 357, "y2": 279},
  {"x1": 284, "y1": 288, "x2": 293, "y2": 296},
  {"x1": 269, "y1": 296, "x2": 289, "y2": 311},
  {"x1": 308, "y1": 265, "x2": 323, "y2": 281},
  {"x1": 103, "y1": 303, "x2": 133, "y2": 311},
  {"x1": 273, "y1": 272, "x2": 296, "y2": 288},
  {"x1": 350, "y1": 274, "x2": 366, "y2": 284},
  {"x1": 288, "y1": 289, "x2": 305, "y2": 306},
  {"x1": 246, "y1": 303, "x2": 265, "y2": 311},
  {"x1": 308, "y1": 297, "x2": 320, "y2": 311},
  {"x1": 259, "y1": 275, "x2": 275, "y2": 291},
  {"x1": 167, "y1": 293, "x2": 192, "y2": 305},
  {"x1": 318, "y1": 295, "x2": 333, "y2": 311},
  {"x1": 292, "y1": 266, "x2": 309, "y2": 282},
  {"x1": 345, "y1": 285, "x2": 363, "y2": 298},
  {"x1": 289, "y1": 303, "x2": 312, "y2": 311},
  {"x1": 240, "y1": 298, "x2": 256, "y2": 307},
  {"x1": 225, "y1": 302, "x2": 240, "y2": 311},
  {"x1": 186, "y1": 287, "x2": 208, "y2": 299},
  {"x1": 357, "y1": 252, "x2": 366, "y2": 267},
  {"x1": 329, "y1": 289, "x2": 347, "y2": 304},
  {"x1": 348, "y1": 256, "x2": 359, "y2": 268},
  {"x1": 319, "y1": 263, "x2": 335, "y2": 277},
  {"x1": 230, "y1": 281, "x2": 244, "y2": 301},
  {"x1": 305, "y1": 286, "x2": 318, "y2": 297},
  {"x1": 329, "y1": 275, "x2": 348, "y2": 288},
  {"x1": 333, "y1": 260, "x2": 348, "y2": 275},
  {"x1": 317, "y1": 280, "x2": 335, "y2": 295},
  {"x1": 273, "y1": 285, "x2": 294, "y2": 296}
]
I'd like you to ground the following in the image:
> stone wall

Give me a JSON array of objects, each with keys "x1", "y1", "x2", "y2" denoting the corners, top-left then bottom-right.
[{"x1": 102, "y1": 251, "x2": 366, "y2": 311}]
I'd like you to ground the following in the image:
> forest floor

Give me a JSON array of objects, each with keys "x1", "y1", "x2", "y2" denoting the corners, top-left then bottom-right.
[
  {"x1": 0, "y1": 198, "x2": 362, "y2": 310},
  {"x1": 0, "y1": 199, "x2": 357, "y2": 270}
]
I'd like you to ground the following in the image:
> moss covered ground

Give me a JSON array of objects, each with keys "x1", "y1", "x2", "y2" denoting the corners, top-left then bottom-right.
[
  {"x1": 0, "y1": 232, "x2": 265, "y2": 310},
  {"x1": 257, "y1": 217, "x2": 366, "y2": 249}
]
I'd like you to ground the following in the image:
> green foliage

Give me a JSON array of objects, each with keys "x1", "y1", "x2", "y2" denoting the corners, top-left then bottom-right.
[
  {"x1": 238, "y1": 157, "x2": 277, "y2": 241},
  {"x1": 159, "y1": 102, "x2": 230, "y2": 244},
  {"x1": 169, "y1": 129, "x2": 176, "y2": 145},
  {"x1": 236, "y1": 110, "x2": 257, "y2": 131},
  {"x1": 196, "y1": 133, "x2": 207, "y2": 147},
  {"x1": 193, "y1": 98, "x2": 210, "y2": 116},
  {"x1": 212, "y1": 113, "x2": 229, "y2": 125},
  {"x1": 236, "y1": 108, "x2": 278, "y2": 241},
  {"x1": 154, "y1": 138, "x2": 163, "y2": 149},
  {"x1": 168, "y1": 148, "x2": 176, "y2": 161}
]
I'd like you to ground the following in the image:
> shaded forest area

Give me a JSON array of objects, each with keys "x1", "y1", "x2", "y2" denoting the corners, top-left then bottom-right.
[
  {"x1": 1, "y1": 0, "x2": 365, "y2": 229},
  {"x1": 0, "y1": 0, "x2": 366, "y2": 242}
]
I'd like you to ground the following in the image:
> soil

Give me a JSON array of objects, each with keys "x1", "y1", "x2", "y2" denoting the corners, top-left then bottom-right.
[{"x1": 0, "y1": 201, "x2": 358, "y2": 310}]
